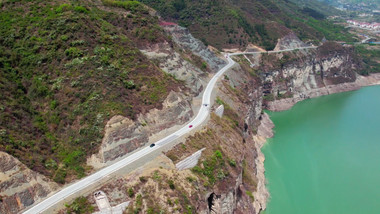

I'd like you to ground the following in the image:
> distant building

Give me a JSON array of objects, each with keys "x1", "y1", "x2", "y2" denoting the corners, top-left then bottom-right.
[{"x1": 347, "y1": 20, "x2": 380, "y2": 31}]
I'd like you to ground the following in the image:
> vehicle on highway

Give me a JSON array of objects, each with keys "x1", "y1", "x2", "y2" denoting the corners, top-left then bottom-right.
[
  {"x1": 189, "y1": 125, "x2": 193, "y2": 128},
  {"x1": 150, "y1": 143, "x2": 155, "y2": 148}
]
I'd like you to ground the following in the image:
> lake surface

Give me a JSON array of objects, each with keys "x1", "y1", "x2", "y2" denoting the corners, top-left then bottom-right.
[{"x1": 262, "y1": 85, "x2": 380, "y2": 214}]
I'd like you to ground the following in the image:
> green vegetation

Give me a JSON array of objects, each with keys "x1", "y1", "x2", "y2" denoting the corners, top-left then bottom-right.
[
  {"x1": 242, "y1": 159, "x2": 257, "y2": 188},
  {"x1": 301, "y1": 7, "x2": 325, "y2": 20},
  {"x1": 65, "y1": 197, "x2": 94, "y2": 214},
  {"x1": 124, "y1": 169, "x2": 198, "y2": 213},
  {"x1": 304, "y1": 18, "x2": 356, "y2": 42},
  {"x1": 186, "y1": 176, "x2": 195, "y2": 182},
  {"x1": 215, "y1": 97, "x2": 224, "y2": 106},
  {"x1": 246, "y1": 190, "x2": 254, "y2": 200},
  {"x1": 168, "y1": 179, "x2": 175, "y2": 189},
  {"x1": 0, "y1": 0, "x2": 180, "y2": 183},
  {"x1": 127, "y1": 193, "x2": 143, "y2": 213},
  {"x1": 191, "y1": 150, "x2": 226, "y2": 185},
  {"x1": 139, "y1": 0, "x2": 356, "y2": 50},
  {"x1": 153, "y1": 170, "x2": 161, "y2": 181},
  {"x1": 102, "y1": 0, "x2": 146, "y2": 13},
  {"x1": 128, "y1": 187, "x2": 135, "y2": 197},
  {"x1": 355, "y1": 45, "x2": 380, "y2": 74},
  {"x1": 263, "y1": 94, "x2": 275, "y2": 101},
  {"x1": 139, "y1": 176, "x2": 147, "y2": 182},
  {"x1": 228, "y1": 159, "x2": 237, "y2": 167}
]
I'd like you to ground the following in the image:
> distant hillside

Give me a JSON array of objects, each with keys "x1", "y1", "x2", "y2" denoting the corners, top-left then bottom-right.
[
  {"x1": 321, "y1": 0, "x2": 380, "y2": 10},
  {"x1": 0, "y1": 0, "x2": 184, "y2": 183},
  {"x1": 140, "y1": 0, "x2": 357, "y2": 50},
  {"x1": 290, "y1": 0, "x2": 345, "y2": 16}
]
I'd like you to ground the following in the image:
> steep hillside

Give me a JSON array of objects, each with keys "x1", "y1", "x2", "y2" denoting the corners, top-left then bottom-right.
[
  {"x1": 140, "y1": 0, "x2": 356, "y2": 50},
  {"x1": 0, "y1": 0, "x2": 188, "y2": 183},
  {"x1": 355, "y1": 45, "x2": 380, "y2": 74},
  {"x1": 289, "y1": 0, "x2": 345, "y2": 17},
  {"x1": 56, "y1": 38, "x2": 380, "y2": 214}
]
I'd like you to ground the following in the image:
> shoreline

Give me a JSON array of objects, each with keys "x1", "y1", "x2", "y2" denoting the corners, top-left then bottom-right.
[
  {"x1": 253, "y1": 73, "x2": 380, "y2": 213},
  {"x1": 267, "y1": 73, "x2": 380, "y2": 112}
]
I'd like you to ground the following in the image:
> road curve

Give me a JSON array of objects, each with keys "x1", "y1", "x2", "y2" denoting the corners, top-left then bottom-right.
[
  {"x1": 23, "y1": 56, "x2": 235, "y2": 214},
  {"x1": 24, "y1": 46, "x2": 313, "y2": 213}
]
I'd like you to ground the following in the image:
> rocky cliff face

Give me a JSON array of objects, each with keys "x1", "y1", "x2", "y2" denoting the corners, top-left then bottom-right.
[
  {"x1": 87, "y1": 91, "x2": 193, "y2": 168},
  {"x1": 141, "y1": 25, "x2": 227, "y2": 95},
  {"x1": 88, "y1": 23, "x2": 226, "y2": 169},
  {"x1": 141, "y1": 42, "x2": 206, "y2": 94},
  {"x1": 273, "y1": 33, "x2": 307, "y2": 51},
  {"x1": 164, "y1": 25, "x2": 227, "y2": 73},
  {"x1": 193, "y1": 62, "x2": 264, "y2": 214},
  {"x1": 259, "y1": 41, "x2": 367, "y2": 111},
  {"x1": 0, "y1": 152, "x2": 58, "y2": 214}
]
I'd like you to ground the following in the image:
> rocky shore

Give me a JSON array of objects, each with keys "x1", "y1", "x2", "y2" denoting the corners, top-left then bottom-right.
[
  {"x1": 268, "y1": 73, "x2": 380, "y2": 111},
  {"x1": 252, "y1": 113, "x2": 273, "y2": 212}
]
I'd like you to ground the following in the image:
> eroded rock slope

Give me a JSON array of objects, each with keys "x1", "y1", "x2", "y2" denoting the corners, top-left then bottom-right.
[{"x1": 0, "y1": 152, "x2": 58, "y2": 214}]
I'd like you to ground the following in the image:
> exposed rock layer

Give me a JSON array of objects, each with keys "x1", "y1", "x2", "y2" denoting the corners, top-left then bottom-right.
[
  {"x1": 141, "y1": 41, "x2": 206, "y2": 94},
  {"x1": 268, "y1": 73, "x2": 380, "y2": 111},
  {"x1": 0, "y1": 152, "x2": 58, "y2": 214},
  {"x1": 87, "y1": 91, "x2": 193, "y2": 168},
  {"x1": 273, "y1": 32, "x2": 307, "y2": 51},
  {"x1": 164, "y1": 25, "x2": 227, "y2": 72}
]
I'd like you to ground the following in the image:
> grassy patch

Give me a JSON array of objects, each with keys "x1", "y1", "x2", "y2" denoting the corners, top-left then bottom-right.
[
  {"x1": 355, "y1": 45, "x2": 380, "y2": 74},
  {"x1": 65, "y1": 197, "x2": 95, "y2": 214},
  {"x1": 191, "y1": 150, "x2": 226, "y2": 185},
  {"x1": 0, "y1": 0, "x2": 180, "y2": 182}
]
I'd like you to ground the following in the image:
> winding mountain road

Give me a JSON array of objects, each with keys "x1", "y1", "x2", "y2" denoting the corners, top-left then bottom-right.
[{"x1": 23, "y1": 47, "x2": 314, "y2": 214}]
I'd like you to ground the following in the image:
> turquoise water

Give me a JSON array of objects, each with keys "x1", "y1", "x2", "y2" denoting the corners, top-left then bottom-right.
[{"x1": 262, "y1": 85, "x2": 380, "y2": 214}]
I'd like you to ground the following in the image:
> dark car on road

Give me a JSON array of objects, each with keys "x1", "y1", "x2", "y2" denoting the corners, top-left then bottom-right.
[{"x1": 150, "y1": 143, "x2": 155, "y2": 148}]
